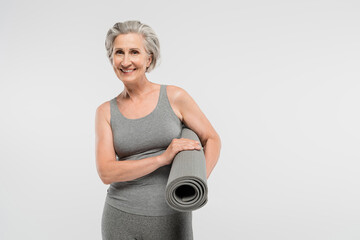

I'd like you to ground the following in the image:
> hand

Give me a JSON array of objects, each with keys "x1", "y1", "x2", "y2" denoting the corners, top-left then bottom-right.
[{"x1": 159, "y1": 138, "x2": 202, "y2": 166}]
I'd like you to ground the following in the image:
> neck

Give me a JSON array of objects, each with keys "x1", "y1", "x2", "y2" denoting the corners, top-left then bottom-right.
[{"x1": 120, "y1": 77, "x2": 155, "y2": 101}]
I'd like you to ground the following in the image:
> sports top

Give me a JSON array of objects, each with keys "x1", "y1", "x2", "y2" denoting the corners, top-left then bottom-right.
[{"x1": 105, "y1": 84, "x2": 185, "y2": 216}]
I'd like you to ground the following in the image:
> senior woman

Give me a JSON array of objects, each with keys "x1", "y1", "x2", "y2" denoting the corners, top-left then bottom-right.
[{"x1": 95, "y1": 20, "x2": 221, "y2": 240}]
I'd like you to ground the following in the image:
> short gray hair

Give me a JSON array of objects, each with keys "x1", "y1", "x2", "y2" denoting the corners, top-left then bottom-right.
[{"x1": 105, "y1": 20, "x2": 160, "y2": 72}]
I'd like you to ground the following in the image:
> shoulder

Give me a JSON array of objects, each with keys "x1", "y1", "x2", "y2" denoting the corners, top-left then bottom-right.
[
  {"x1": 95, "y1": 100, "x2": 111, "y2": 124},
  {"x1": 165, "y1": 84, "x2": 197, "y2": 109},
  {"x1": 165, "y1": 84, "x2": 197, "y2": 121},
  {"x1": 165, "y1": 85, "x2": 190, "y2": 122},
  {"x1": 165, "y1": 84, "x2": 191, "y2": 102}
]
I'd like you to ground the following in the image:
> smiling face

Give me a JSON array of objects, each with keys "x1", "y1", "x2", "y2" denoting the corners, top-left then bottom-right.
[{"x1": 111, "y1": 33, "x2": 152, "y2": 83}]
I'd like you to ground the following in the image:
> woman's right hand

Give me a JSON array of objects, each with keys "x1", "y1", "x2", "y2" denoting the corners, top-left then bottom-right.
[{"x1": 159, "y1": 138, "x2": 202, "y2": 166}]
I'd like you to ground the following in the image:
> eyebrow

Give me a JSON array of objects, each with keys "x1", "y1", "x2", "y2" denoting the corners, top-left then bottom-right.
[{"x1": 114, "y1": 48, "x2": 141, "y2": 51}]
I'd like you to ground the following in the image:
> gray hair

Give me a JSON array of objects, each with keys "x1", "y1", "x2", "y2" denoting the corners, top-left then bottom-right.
[{"x1": 105, "y1": 20, "x2": 160, "y2": 73}]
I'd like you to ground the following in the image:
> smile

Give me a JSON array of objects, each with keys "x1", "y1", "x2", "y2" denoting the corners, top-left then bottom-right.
[{"x1": 120, "y1": 68, "x2": 136, "y2": 73}]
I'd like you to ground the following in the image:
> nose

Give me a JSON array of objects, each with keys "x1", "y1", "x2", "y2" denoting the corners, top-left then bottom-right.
[{"x1": 121, "y1": 53, "x2": 131, "y2": 68}]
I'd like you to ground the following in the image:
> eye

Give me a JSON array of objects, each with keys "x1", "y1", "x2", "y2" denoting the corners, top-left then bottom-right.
[
  {"x1": 116, "y1": 50, "x2": 124, "y2": 54},
  {"x1": 131, "y1": 50, "x2": 139, "y2": 54}
]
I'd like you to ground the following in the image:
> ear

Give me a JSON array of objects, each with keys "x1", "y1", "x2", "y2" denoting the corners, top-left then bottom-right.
[{"x1": 147, "y1": 54, "x2": 153, "y2": 68}]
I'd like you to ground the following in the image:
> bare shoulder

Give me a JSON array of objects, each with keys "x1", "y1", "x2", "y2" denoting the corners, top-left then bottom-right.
[
  {"x1": 95, "y1": 100, "x2": 111, "y2": 124},
  {"x1": 166, "y1": 84, "x2": 186, "y2": 97},
  {"x1": 166, "y1": 84, "x2": 191, "y2": 103},
  {"x1": 166, "y1": 84, "x2": 218, "y2": 144},
  {"x1": 165, "y1": 85, "x2": 190, "y2": 122}
]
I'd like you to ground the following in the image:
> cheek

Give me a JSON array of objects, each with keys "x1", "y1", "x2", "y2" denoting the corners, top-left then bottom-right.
[
  {"x1": 134, "y1": 59, "x2": 146, "y2": 68},
  {"x1": 113, "y1": 57, "x2": 121, "y2": 65}
]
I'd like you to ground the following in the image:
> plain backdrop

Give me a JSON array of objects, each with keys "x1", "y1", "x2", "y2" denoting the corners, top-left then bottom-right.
[{"x1": 1, "y1": 0, "x2": 359, "y2": 239}]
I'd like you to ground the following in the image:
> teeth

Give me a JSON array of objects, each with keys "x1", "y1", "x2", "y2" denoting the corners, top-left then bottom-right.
[{"x1": 122, "y1": 69, "x2": 135, "y2": 73}]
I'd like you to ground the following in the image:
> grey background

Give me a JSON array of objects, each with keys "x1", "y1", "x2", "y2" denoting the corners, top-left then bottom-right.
[{"x1": 1, "y1": 0, "x2": 359, "y2": 239}]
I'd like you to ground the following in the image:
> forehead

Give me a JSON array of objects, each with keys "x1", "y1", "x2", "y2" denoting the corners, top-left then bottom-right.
[{"x1": 113, "y1": 33, "x2": 145, "y2": 49}]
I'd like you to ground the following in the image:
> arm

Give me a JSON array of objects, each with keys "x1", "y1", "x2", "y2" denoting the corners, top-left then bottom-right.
[
  {"x1": 95, "y1": 103, "x2": 164, "y2": 184},
  {"x1": 172, "y1": 86, "x2": 222, "y2": 179},
  {"x1": 203, "y1": 136, "x2": 221, "y2": 178}
]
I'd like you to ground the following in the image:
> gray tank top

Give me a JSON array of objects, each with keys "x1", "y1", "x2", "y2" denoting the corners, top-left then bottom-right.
[{"x1": 105, "y1": 84, "x2": 185, "y2": 216}]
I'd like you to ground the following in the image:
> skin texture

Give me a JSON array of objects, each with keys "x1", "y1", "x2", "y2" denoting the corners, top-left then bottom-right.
[{"x1": 95, "y1": 33, "x2": 221, "y2": 184}]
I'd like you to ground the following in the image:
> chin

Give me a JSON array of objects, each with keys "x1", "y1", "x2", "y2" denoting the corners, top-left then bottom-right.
[{"x1": 120, "y1": 76, "x2": 139, "y2": 82}]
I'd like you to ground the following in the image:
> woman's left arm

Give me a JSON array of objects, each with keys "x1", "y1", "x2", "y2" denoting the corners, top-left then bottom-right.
[{"x1": 173, "y1": 86, "x2": 222, "y2": 179}]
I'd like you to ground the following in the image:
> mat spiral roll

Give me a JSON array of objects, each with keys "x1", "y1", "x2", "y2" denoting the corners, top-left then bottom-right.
[{"x1": 165, "y1": 127, "x2": 208, "y2": 212}]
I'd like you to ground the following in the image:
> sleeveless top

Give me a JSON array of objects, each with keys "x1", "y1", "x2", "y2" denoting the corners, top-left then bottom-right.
[{"x1": 105, "y1": 84, "x2": 185, "y2": 216}]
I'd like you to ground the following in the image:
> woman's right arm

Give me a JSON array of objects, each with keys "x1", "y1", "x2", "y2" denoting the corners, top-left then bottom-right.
[
  {"x1": 95, "y1": 103, "x2": 163, "y2": 184},
  {"x1": 95, "y1": 102, "x2": 200, "y2": 184},
  {"x1": 95, "y1": 102, "x2": 201, "y2": 184}
]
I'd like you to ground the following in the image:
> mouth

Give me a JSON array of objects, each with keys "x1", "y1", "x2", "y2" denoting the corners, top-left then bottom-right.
[{"x1": 120, "y1": 68, "x2": 136, "y2": 74}]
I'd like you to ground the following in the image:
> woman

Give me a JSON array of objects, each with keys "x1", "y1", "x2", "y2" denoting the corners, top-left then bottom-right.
[{"x1": 95, "y1": 20, "x2": 221, "y2": 240}]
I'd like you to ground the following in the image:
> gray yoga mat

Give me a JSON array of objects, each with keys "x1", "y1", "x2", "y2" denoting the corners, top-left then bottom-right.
[{"x1": 165, "y1": 127, "x2": 208, "y2": 212}]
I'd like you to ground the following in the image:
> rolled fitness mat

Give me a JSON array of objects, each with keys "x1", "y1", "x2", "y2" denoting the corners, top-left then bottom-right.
[{"x1": 165, "y1": 127, "x2": 208, "y2": 212}]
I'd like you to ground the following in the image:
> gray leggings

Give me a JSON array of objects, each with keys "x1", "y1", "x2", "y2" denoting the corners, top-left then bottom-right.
[{"x1": 101, "y1": 203, "x2": 193, "y2": 240}]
